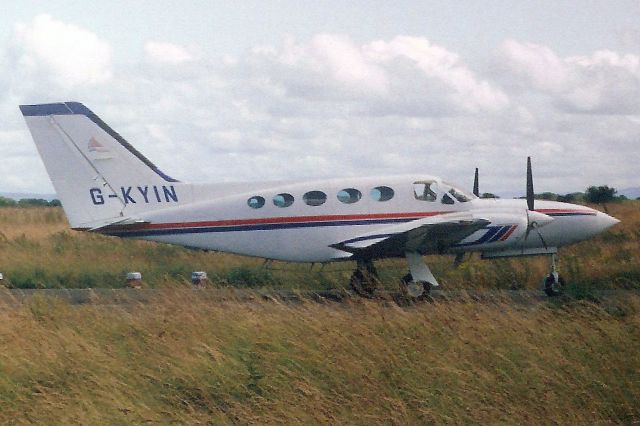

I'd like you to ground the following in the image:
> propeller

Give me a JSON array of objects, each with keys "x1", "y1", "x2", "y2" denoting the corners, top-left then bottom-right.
[
  {"x1": 526, "y1": 157, "x2": 534, "y2": 211},
  {"x1": 523, "y1": 156, "x2": 552, "y2": 249},
  {"x1": 473, "y1": 168, "x2": 479, "y2": 197}
]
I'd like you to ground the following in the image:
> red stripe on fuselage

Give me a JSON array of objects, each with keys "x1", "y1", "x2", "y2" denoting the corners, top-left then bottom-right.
[
  {"x1": 105, "y1": 211, "x2": 449, "y2": 232},
  {"x1": 535, "y1": 208, "x2": 596, "y2": 215},
  {"x1": 500, "y1": 225, "x2": 518, "y2": 241}
]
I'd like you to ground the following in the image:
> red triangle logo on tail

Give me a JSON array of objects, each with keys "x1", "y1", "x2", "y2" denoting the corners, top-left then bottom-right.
[{"x1": 88, "y1": 136, "x2": 109, "y2": 152}]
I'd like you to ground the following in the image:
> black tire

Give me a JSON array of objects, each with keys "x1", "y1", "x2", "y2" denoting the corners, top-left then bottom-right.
[
  {"x1": 421, "y1": 281, "x2": 432, "y2": 296},
  {"x1": 350, "y1": 268, "x2": 377, "y2": 298},
  {"x1": 400, "y1": 272, "x2": 432, "y2": 299},
  {"x1": 544, "y1": 274, "x2": 565, "y2": 297},
  {"x1": 398, "y1": 272, "x2": 411, "y2": 296}
]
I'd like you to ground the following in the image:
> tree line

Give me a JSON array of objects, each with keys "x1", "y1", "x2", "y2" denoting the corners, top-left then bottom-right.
[
  {"x1": 0, "y1": 196, "x2": 61, "y2": 207},
  {"x1": 482, "y1": 185, "x2": 633, "y2": 204}
]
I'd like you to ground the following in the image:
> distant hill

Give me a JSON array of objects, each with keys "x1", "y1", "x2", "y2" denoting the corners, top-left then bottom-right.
[{"x1": 620, "y1": 187, "x2": 640, "y2": 199}]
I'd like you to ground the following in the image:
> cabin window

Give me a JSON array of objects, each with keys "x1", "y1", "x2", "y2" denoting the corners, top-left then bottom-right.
[
  {"x1": 441, "y1": 193, "x2": 455, "y2": 205},
  {"x1": 413, "y1": 181, "x2": 437, "y2": 201},
  {"x1": 337, "y1": 188, "x2": 362, "y2": 204},
  {"x1": 247, "y1": 196, "x2": 265, "y2": 209},
  {"x1": 303, "y1": 190, "x2": 327, "y2": 206},
  {"x1": 370, "y1": 186, "x2": 394, "y2": 202},
  {"x1": 273, "y1": 193, "x2": 294, "y2": 207}
]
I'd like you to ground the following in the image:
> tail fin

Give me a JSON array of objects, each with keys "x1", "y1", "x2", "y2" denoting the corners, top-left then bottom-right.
[{"x1": 20, "y1": 102, "x2": 187, "y2": 229}]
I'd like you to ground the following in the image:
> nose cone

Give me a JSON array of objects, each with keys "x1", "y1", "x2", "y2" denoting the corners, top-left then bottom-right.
[{"x1": 597, "y1": 212, "x2": 620, "y2": 231}]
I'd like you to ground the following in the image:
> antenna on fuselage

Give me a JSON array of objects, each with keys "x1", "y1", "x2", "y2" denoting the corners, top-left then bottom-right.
[{"x1": 473, "y1": 168, "x2": 479, "y2": 197}]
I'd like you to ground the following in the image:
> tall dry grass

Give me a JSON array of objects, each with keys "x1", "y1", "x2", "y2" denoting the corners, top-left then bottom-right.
[{"x1": 0, "y1": 291, "x2": 638, "y2": 424}]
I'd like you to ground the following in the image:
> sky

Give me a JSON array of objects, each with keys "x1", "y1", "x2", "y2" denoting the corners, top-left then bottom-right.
[{"x1": 0, "y1": 1, "x2": 639, "y2": 195}]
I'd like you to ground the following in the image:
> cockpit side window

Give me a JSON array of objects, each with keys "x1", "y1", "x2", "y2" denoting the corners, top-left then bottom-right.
[
  {"x1": 441, "y1": 193, "x2": 455, "y2": 205},
  {"x1": 413, "y1": 181, "x2": 437, "y2": 202}
]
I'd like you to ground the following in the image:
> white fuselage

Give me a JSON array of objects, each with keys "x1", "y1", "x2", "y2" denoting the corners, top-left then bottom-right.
[{"x1": 100, "y1": 175, "x2": 619, "y2": 262}]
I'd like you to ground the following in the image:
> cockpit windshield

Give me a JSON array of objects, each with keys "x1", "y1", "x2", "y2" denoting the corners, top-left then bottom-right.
[
  {"x1": 442, "y1": 181, "x2": 476, "y2": 202},
  {"x1": 413, "y1": 180, "x2": 476, "y2": 203}
]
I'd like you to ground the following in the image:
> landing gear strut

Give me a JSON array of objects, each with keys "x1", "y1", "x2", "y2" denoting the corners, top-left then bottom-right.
[
  {"x1": 544, "y1": 253, "x2": 565, "y2": 297},
  {"x1": 349, "y1": 259, "x2": 380, "y2": 298}
]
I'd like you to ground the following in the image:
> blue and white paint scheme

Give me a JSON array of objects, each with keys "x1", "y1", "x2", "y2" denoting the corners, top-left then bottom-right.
[{"x1": 20, "y1": 102, "x2": 620, "y2": 296}]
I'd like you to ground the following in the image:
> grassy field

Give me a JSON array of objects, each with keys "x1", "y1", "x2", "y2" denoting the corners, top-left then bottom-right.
[
  {"x1": 0, "y1": 202, "x2": 638, "y2": 423},
  {"x1": 0, "y1": 201, "x2": 638, "y2": 292},
  {"x1": 0, "y1": 291, "x2": 638, "y2": 424}
]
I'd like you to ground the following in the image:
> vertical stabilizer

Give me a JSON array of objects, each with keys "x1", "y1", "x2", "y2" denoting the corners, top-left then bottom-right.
[{"x1": 20, "y1": 102, "x2": 188, "y2": 229}]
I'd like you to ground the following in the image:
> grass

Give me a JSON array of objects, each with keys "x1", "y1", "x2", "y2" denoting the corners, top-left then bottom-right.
[
  {"x1": 0, "y1": 291, "x2": 638, "y2": 424},
  {"x1": 0, "y1": 202, "x2": 638, "y2": 423}
]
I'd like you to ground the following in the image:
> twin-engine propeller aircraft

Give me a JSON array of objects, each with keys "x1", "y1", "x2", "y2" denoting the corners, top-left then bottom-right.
[{"x1": 20, "y1": 102, "x2": 619, "y2": 297}]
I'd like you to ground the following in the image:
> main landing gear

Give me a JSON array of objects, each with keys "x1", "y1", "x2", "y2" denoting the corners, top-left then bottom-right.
[
  {"x1": 349, "y1": 259, "x2": 381, "y2": 298},
  {"x1": 349, "y1": 252, "x2": 439, "y2": 299},
  {"x1": 544, "y1": 253, "x2": 565, "y2": 297}
]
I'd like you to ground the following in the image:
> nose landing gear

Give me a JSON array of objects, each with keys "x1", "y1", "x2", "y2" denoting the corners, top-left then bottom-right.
[
  {"x1": 399, "y1": 252, "x2": 439, "y2": 298},
  {"x1": 400, "y1": 272, "x2": 432, "y2": 298},
  {"x1": 544, "y1": 253, "x2": 565, "y2": 297}
]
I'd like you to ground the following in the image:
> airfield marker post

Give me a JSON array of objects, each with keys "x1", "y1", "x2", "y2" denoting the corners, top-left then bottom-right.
[
  {"x1": 126, "y1": 272, "x2": 143, "y2": 289},
  {"x1": 191, "y1": 271, "x2": 210, "y2": 287}
]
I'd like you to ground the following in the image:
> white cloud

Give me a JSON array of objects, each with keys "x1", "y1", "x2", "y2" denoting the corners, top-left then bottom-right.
[
  {"x1": 0, "y1": 18, "x2": 637, "y2": 195},
  {"x1": 497, "y1": 39, "x2": 640, "y2": 114},
  {"x1": 245, "y1": 34, "x2": 509, "y2": 115},
  {"x1": 7, "y1": 14, "x2": 112, "y2": 88},
  {"x1": 367, "y1": 36, "x2": 509, "y2": 113},
  {"x1": 144, "y1": 41, "x2": 194, "y2": 64},
  {"x1": 497, "y1": 39, "x2": 570, "y2": 92}
]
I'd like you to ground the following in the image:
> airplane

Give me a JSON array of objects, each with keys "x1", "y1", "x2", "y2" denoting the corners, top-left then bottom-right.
[{"x1": 19, "y1": 102, "x2": 620, "y2": 297}]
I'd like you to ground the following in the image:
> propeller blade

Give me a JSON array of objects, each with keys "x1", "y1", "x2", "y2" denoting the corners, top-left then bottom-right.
[
  {"x1": 526, "y1": 157, "x2": 534, "y2": 211},
  {"x1": 473, "y1": 168, "x2": 479, "y2": 197}
]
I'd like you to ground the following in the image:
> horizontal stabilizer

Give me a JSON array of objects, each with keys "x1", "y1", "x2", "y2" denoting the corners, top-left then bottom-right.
[{"x1": 88, "y1": 218, "x2": 151, "y2": 232}]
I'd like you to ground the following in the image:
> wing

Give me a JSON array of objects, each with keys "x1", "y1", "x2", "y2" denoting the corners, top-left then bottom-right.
[{"x1": 331, "y1": 212, "x2": 490, "y2": 259}]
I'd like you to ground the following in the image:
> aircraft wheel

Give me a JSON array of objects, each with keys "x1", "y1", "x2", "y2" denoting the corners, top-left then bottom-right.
[
  {"x1": 350, "y1": 268, "x2": 377, "y2": 298},
  {"x1": 401, "y1": 272, "x2": 412, "y2": 283},
  {"x1": 544, "y1": 274, "x2": 565, "y2": 297},
  {"x1": 421, "y1": 281, "x2": 432, "y2": 296},
  {"x1": 400, "y1": 273, "x2": 431, "y2": 298}
]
